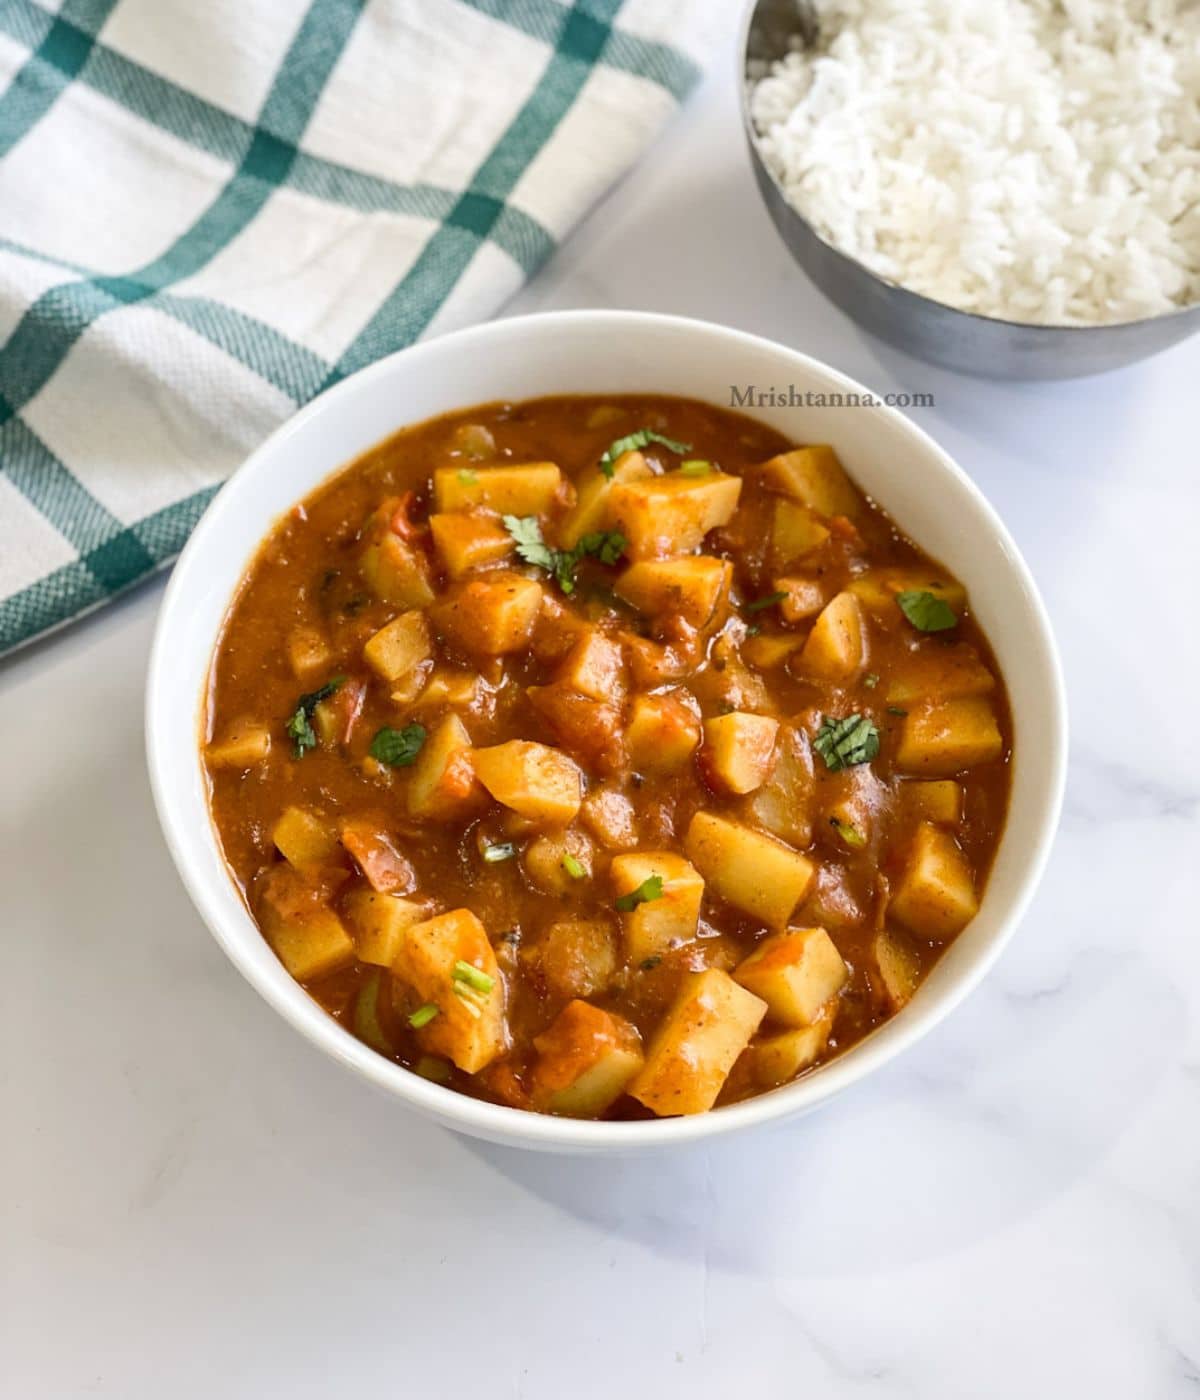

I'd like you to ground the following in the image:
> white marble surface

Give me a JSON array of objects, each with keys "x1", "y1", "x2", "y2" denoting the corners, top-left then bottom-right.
[{"x1": 4, "y1": 11, "x2": 1199, "y2": 1397}]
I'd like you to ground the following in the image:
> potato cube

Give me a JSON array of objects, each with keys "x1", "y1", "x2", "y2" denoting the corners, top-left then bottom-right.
[
  {"x1": 555, "y1": 630, "x2": 626, "y2": 704},
  {"x1": 818, "y1": 766, "x2": 885, "y2": 855},
  {"x1": 559, "y1": 450, "x2": 652, "y2": 547},
  {"x1": 733, "y1": 928, "x2": 847, "y2": 1027},
  {"x1": 872, "y1": 929, "x2": 921, "y2": 1010},
  {"x1": 848, "y1": 568, "x2": 966, "y2": 615},
  {"x1": 579, "y1": 787, "x2": 639, "y2": 850},
  {"x1": 530, "y1": 1000, "x2": 644, "y2": 1117},
  {"x1": 389, "y1": 668, "x2": 428, "y2": 707},
  {"x1": 759, "y1": 445, "x2": 863, "y2": 519},
  {"x1": 431, "y1": 571, "x2": 543, "y2": 656},
  {"x1": 615, "y1": 556, "x2": 731, "y2": 628},
  {"x1": 770, "y1": 499, "x2": 830, "y2": 567},
  {"x1": 433, "y1": 461, "x2": 562, "y2": 515},
  {"x1": 407, "y1": 714, "x2": 485, "y2": 820},
  {"x1": 742, "y1": 633, "x2": 800, "y2": 669},
  {"x1": 529, "y1": 592, "x2": 590, "y2": 664},
  {"x1": 429, "y1": 512, "x2": 514, "y2": 578},
  {"x1": 361, "y1": 531, "x2": 435, "y2": 608},
  {"x1": 610, "y1": 851, "x2": 705, "y2": 964},
  {"x1": 609, "y1": 470, "x2": 742, "y2": 559},
  {"x1": 629, "y1": 968, "x2": 767, "y2": 1116},
  {"x1": 311, "y1": 678, "x2": 365, "y2": 751},
  {"x1": 774, "y1": 575, "x2": 826, "y2": 624},
  {"x1": 524, "y1": 918, "x2": 618, "y2": 1000},
  {"x1": 363, "y1": 610, "x2": 432, "y2": 682},
  {"x1": 684, "y1": 812, "x2": 814, "y2": 930},
  {"x1": 393, "y1": 908, "x2": 506, "y2": 1073},
  {"x1": 701, "y1": 712, "x2": 779, "y2": 795},
  {"x1": 795, "y1": 590, "x2": 866, "y2": 681},
  {"x1": 473, "y1": 741, "x2": 583, "y2": 825},
  {"x1": 287, "y1": 626, "x2": 331, "y2": 681},
  {"x1": 748, "y1": 725, "x2": 814, "y2": 848},
  {"x1": 522, "y1": 828, "x2": 594, "y2": 896},
  {"x1": 889, "y1": 823, "x2": 979, "y2": 941},
  {"x1": 899, "y1": 780, "x2": 962, "y2": 825},
  {"x1": 272, "y1": 806, "x2": 339, "y2": 868},
  {"x1": 624, "y1": 635, "x2": 689, "y2": 689},
  {"x1": 694, "y1": 634, "x2": 769, "y2": 714},
  {"x1": 884, "y1": 646, "x2": 995, "y2": 705},
  {"x1": 895, "y1": 698, "x2": 1004, "y2": 776},
  {"x1": 266, "y1": 910, "x2": 354, "y2": 983},
  {"x1": 753, "y1": 1013, "x2": 833, "y2": 1087},
  {"x1": 416, "y1": 668, "x2": 478, "y2": 709},
  {"x1": 625, "y1": 691, "x2": 701, "y2": 774},
  {"x1": 258, "y1": 866, "x2": 355, "y2": 983},
  {"x1": 343, "y1": 888, "x2": 425, "y2": 967},
  {"x1": 206, "y1": 717, "x2": 271, "y2": 769}
]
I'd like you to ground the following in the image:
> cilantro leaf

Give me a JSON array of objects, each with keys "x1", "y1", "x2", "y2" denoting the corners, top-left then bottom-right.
[
  {"x1": 598, "y1": 429, "x2": 692, "y2": 479},
  {"x1": 285, "y1": 675, "x2": 345, "y2": 758},
  {"x1": 615, "y1": 874, "x2": 664, "y2": 912},
  {"x1": 503, "y1": 514, "x2": 558, "y2": 572},
  {"x1": 813, "y1": 714, "x2": 880, "y2": 772},
  {"x1": 502, "y1": 516, "x2": 626, "y2": 594},
  {"x1": 369, "y1": 723, "x2": 427, "y2": 767},
  {"x1": 896, "y1": 589, "x2": 958, "y2": 632},
  {"x1": 744, "y1": 590, "x2": 787, "y2": 615},
  {"x1": 577, "y1": 529, "x2": 628, "y2": 567}
]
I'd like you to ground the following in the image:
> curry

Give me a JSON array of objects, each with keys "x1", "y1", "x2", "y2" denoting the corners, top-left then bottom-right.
[{"x1": 203, "y1": 394, "x2": 1011, "y2": 1118}]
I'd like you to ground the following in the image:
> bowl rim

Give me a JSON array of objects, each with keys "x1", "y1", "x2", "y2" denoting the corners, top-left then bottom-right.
[
  {"x1": 735, "y1": 0, "x2": 1200, "y2": 337},
  {"x1": 145, "y1": 307, "x2": 1068, "y2": 1152}
]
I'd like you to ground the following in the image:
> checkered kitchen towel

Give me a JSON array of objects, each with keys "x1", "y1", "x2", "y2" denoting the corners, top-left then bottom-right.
[{"x1": 0, "y1": 0, "x2": 711, "y2": 654}]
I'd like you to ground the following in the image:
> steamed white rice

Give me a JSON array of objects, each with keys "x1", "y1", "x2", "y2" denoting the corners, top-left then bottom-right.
[{"x1": 749, "y1": 0, "x2": 1200, "y2": 325}]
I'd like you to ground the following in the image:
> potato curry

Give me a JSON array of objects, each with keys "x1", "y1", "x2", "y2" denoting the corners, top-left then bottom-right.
[{"x1": 204, "y1": 395, "x2": 1011, "y2": 1118}]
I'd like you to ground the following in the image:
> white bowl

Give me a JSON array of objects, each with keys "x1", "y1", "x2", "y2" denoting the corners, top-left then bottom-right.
[{"x1": 146, "y1": 310, "x2": 1067, "y2": 1154}]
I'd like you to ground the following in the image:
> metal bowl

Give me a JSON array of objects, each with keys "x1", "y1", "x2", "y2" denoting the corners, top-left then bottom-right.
[{"x1": 739, "y1": 0, "x2": 1200, "y2": 379}]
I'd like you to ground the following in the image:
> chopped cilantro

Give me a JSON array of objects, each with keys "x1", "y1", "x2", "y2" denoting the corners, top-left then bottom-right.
[
  {"x1": 813, "y1": 714, "x2": 880, "y2": 772},
  {"x1": 615, "y1": 875, "x2": 664, "y2": 912},
  {"x1": 369, "y1": 723, "x2": 426, "y2": 767},
  {"x1": 598, "y1": 429, "x2": 692, "y2": 479},
  {"x1": 744, "y1": 590, "x2": 788, "y2": 615},
  {"x1": 502, "y1": 515, "x2": 626, "y2": 594},
  {"x1": 285, "y1": 675, "x2": 346, "y2": 758},
  {"x1": 576, "y1": 529, "x2": 628, "y2": 567},
  {"x1": 896, "y1": 589, "x2": 958, "y2": 632}
]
